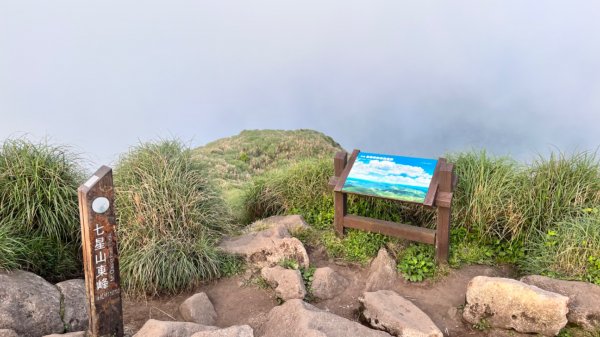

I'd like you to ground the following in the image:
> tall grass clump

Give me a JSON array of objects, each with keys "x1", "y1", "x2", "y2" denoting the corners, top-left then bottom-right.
[
  {"x1": 243, "y1": 159, "x2": 334, "y2": 227},
  {"x1": 521, "y1": 209, "x2": 600, "y2": 284},
  {"x1": 115, "y1": 140, "x2": 232, "y2": 296},
  {"x1": 449, "y1": 151, "x2": 526, "y2": 241},
  {"x1": 0, "y1": 138, "x2": 83, "y2": 280},
  {"x1": 523, "y1": 151, "x2": 600, "y2": 238}
]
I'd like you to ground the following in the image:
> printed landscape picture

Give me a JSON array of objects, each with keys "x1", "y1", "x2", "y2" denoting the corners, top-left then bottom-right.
[{"x1": 342, "y1": 152, "x2": 438, "y2": 203}]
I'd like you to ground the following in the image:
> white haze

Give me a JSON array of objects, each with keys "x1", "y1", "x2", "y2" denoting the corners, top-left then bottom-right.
[{"x1": 1, "y1": 1, "x2": 599, "y2": 169}]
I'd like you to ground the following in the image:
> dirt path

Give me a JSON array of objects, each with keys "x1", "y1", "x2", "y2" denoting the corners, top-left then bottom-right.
[{"x1": 123, "y1": 249, "x2": 515, "y2": 336}]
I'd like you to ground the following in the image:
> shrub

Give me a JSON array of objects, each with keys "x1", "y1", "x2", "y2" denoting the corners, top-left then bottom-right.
[
  {"x1": 0, "y1": 138, "x2": 83, "y2": 280},
  {"x1": 521, "y1": 210, "x2": 600, "y2": 284},
  {"x1": 397, "y1": 244, "x2": 436, "y2": 282},
  {"x1": 114, "y1": 140, "x2": 232, "y2": 295}
]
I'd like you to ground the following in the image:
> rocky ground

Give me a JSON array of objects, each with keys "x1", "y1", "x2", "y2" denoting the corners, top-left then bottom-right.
[{"x1": 1, "y1": 215, "x2": 599, "y2": 337}]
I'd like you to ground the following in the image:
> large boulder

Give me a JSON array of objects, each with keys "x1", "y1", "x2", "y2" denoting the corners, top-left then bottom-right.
[
  {"x1": 179, "y1": 292, "x2": 218, "y2": 326},
  {"x1": 365, "y1": 248, "x2": 397, "y2": 291},
  {"x1": 260, "y1": 266, "x2": 306, "y2": 300},
  {"x1": 55, "y1": 279, "x2": 89, "y2": 332},
  {"x1": 133, "y1": 319, "x2": 217, "y2": 337},
  {"x1": 521, "y1": 275, "x2": 600, "y2": 331},
  {"x1": 190, "y1": 325, "x2": 254, "y2": 337},
  {"x1": 463, "y1": 276, "x2": 569, "y2": 336},
  {"x1": 260, "y1": 299, "x2": 392, "y2": 337},
  {"x1": 311, "y1": 267, "x2": 348, "y2": 300},
  {"x1": 0, "y1": 270, "x2": 64, "y2": 337},
  {"x1": 219, "y1": 220, "x2": 309, "y2": 269},
  {"x1": 360, "y1": 290, "x2": 443, "y2": 337}
]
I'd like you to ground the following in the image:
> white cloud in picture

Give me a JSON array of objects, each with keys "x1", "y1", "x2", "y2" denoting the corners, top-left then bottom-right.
[{"x1": 348, "y1": 159, "x2": 433, "y2": 187}]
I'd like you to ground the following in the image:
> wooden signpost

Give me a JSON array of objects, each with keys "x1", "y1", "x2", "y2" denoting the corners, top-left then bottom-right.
[
  {"x1": 78, "y1": 166, "x2": 124, "y2": 337},
  {"x1": 329, "y1": 150, "x2": 457, "y2": 263}
]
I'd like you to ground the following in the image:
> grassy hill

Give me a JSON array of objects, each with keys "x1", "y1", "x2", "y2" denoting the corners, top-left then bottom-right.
[{"x1": 192, "y1": 129, "x2": 343, "y2": 203}]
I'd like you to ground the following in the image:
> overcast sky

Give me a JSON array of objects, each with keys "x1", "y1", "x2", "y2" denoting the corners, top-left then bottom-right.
[{"x1": 1, "y1": 1, "x2": 599, "y2": 169}]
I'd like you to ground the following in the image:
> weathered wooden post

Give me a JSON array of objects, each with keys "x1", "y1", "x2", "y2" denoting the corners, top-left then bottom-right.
[
  {"x1": 333, "y1": 151, "x2": 348, "y2": 236},
  {"x1": 78, "y1": 166, "x2": 124, "y2": 337},
  {"x1": 435, "y1": 161, "x2": 454, "y2": 263}
]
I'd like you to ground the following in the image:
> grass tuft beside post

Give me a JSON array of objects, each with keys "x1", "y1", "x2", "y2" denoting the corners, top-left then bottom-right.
[
  {"x1": 0, "y1": 138, "x2": 83, "y2": 280},
  {"x1": 114, "y1": 139, "x2": 233, "y2": 296}
]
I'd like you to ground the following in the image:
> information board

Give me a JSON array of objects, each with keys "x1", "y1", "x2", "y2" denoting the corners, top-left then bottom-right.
[{"x1": 341, "y1": 151, "x2": 438, "y2": 203}]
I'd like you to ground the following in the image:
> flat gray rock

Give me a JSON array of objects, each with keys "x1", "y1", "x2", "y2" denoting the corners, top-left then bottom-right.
[
  {"x1": 219, "y1": 221, "x2": 309, "y2": 269},
  {"x1": 0, "y1": 270, "x2": 64, "y2": 337},
  {"x1": 311, "y1": 267, "x2": 348, "y2": 300},
  {"x1": 179, "y1": 292, "x2": 217, "y2": 326},
  {"x1": 260, "y1": 299, "x2": 392, "y2": 337},
  {"x1": 133, "y1": 319, "x2": 217, "y2": 337},
  {"x1": 365, "y1": 248, "x2": 397, "y2": 291},
  {"x1": 191, "y1": 325, "x2": 254, "y2": 337},
  {"x1": 463, "y1": 276, "x2": 569, "y2": 336},
  {"x1": 261, "y1": 266, "x2": 306, "y2": 300},
  {"x1": 56, "y1": 279, "x2": 89, "y2": 332},
  {"x1": 521, "y1": 275, "x2": 600, "y2": 331},
  {"x1": 360, "y1": 290, "x2": 443, "y2": 337}
]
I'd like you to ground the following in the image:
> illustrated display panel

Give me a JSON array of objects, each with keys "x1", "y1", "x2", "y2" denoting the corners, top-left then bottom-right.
[{"x1": 342, "y1": 152, "x2": 437, "y2": 203}]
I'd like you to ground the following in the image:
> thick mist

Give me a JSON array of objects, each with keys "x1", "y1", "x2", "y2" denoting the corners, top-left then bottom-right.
[{"x1": 1, "y1": 1, "x2": 599, "y2": 167}]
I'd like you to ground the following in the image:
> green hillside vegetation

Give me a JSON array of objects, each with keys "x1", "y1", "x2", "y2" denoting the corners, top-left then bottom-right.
[{"x1": 192, "y1": 129, "x2": 342, "y2": 205}]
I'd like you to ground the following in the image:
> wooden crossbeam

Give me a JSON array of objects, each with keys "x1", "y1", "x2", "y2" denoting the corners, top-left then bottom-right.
[{"x1": 344, "y1": 215, "x2": 436, "y2": 245}]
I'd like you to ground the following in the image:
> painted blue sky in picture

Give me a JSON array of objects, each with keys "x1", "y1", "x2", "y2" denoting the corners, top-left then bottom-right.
[{"x1": 342, "y1": 152, "x2": 437, "y2": 203}]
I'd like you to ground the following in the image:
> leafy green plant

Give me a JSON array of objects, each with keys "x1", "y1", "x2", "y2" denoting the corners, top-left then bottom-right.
[
  {"x1": 586, "y1": 256, "x2": 600, "y2": 285},
  {"x1": 115, "y1": 139, "x2": 233, "y2": 296},
  {"x1": 220, "y1": 254, "x2": 245, "y2": 277},
  {"x1": 0, "y1": 138, "x2": 83, "y2": 280},
  {"x1": 397, "y1": 244, "x2": 436, "y2": 282},
  {"x1": 279, "y1": 258, "x2": 300, "y2": 270},
  {"x1": 301, "y1": 266, "x2": 316, "y2": 291},
  {"x1": 472, "y1": 318, "x2": 491, "y2": 331}
]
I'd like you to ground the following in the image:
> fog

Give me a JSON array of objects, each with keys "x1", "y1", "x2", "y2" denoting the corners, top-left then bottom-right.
[{"x1": 1, "y1": 1, "x2": 599, "y2": 169}]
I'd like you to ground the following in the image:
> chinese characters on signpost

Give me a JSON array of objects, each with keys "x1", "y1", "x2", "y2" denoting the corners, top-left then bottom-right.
[{"x1": 78, "y1": 166, "x2": 124, "y2": 337}]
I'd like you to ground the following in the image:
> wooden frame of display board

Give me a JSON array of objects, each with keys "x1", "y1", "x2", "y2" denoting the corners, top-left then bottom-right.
[{"x1": 328, "y1": 150, "x2": 457, "y2": 263}]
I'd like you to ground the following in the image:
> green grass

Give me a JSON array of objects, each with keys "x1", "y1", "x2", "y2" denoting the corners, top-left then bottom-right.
[
  {"x1": 114, "y1": 139, "x2": 234, "y2": 296},
  {"x1": 523, "y1": 152, "x2": 600, "y2": 239},
  {"x1": 0, "y1": 138, "x2": 83, "y2": 280},
  {"x1": 521, "y1": 210, "x2": 600, "y2": 284}
]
